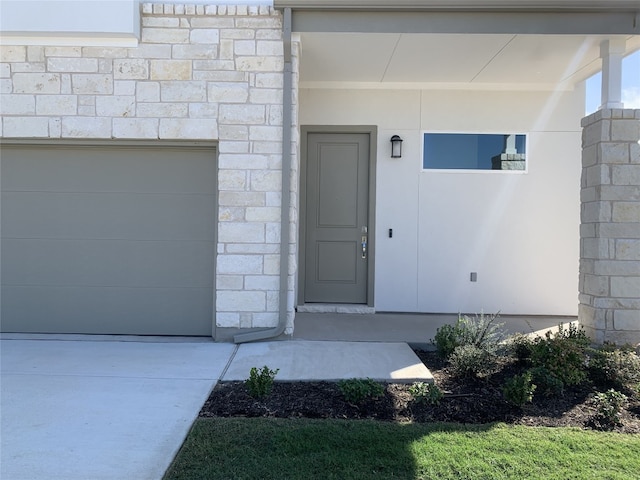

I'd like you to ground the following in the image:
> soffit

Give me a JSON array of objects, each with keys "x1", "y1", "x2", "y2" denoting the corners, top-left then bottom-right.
[{"x1": 298, "y1": 33, "x2": 640, "y2": 89}]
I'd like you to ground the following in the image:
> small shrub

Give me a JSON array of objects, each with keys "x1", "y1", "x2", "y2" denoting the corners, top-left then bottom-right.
[
  {"x1": 338, "y1": 378, "x2": 385, "y2": 404},
  {"x1": 245, "y1": 365, "x2": 279, "y2": 399},
  {"x1": 529, "y1": 323, "x2": 590, "y2": 389},
  {"x1": 592, "y1": 389, "x2": 628, "y2": 430},
  {"x1": 432, "y1": 311, "x2": 506, "y2": 360},
  {"x1": 449, "y1": 344, "x2": 496, "y2": 378},
  {"x1": 410, "y1": 382, "x2": 444, "y2": 405},
  {"x1": 456, "y1": 312, "x2": 507, "y2": 356},
  {"x1": 503, "y1": 372, "x2": 536, "y2": 407},
  {"x1": 509, "y1": 333, "x2": 535, "y2": 363},
  {"x1": 589, "y1": 348, "x2": 640, "y2": 391},
  {"x1": 433, "y1": 323, "x2": 461, "y2": 360},
  {"x1": 528, "y1": 366, "x2": 565, "y2": 397}
]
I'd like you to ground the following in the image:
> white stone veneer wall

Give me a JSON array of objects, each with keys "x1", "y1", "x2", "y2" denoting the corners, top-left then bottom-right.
[
  {"x1": 0, "y1": 3, "x2": 299, "y2": 333},
  {"x1": 579, "y1": 108, "x2": 640, "y2": 345}
]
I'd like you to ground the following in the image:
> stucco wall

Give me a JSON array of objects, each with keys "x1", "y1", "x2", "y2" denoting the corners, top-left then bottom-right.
[
  {"x1": 300, "y1": 87, "x2": 584, "y2": 315},
  {"x1": 0, "y1": 3, "x2": 299, "y2": 333}
]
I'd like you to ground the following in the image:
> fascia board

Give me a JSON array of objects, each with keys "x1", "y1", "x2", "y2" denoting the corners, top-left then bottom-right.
[{"x1": 274, "y1": 0, "x2": 640, "y2": 11}]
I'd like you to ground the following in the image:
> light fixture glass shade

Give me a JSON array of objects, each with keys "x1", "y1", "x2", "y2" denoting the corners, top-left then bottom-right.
[{"x1": 390, "y1": 135, "x2": 403, "y2": 158}]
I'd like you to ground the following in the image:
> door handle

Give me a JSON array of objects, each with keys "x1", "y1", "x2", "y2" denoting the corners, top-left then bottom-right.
[{"x1": 361, "y1": 235, "x2": 367, "y2": 259}]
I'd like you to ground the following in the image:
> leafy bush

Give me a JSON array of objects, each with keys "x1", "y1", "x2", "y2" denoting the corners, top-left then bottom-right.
[
  {"x1": 592, "y1": 389, "x2": 628, "y2": 430},
  {"x1": 338, "y1": 378, "x2": 385, "y2": 404},
  {"x1": 245, "y1": 366, "x2": 279, "y2": 399},
  {"x1": 432, "y1": 312, "x2": 506, "y2": 360},
  {"x1": 410, "y1": 382, "x2": 444, "y2": 405},
  {"x1": 448, "y1": 344, "x2": 496, "y2": 378},
  {"x1": 589, "y1": 348, "x2": 640, "y2": 391},
  {"x1": 528, "y1": 366, "x2": 565, "y2": 397},
  {"x1": 509, "y1": 333, "x2": 535, "y2": 363},
  {"x1": 503, "y1": 372, "x2": 536, "y2": 407},
  {"x1": 433, "y1": 323, "x2": 461, "y2": 360},
  {"x1": 529, "y1": 323, "x2": 590, "y2": 390}
]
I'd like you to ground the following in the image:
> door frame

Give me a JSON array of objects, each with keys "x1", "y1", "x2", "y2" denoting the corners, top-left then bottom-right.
[{"x1": 298, "y1": 125, "x2": 377, "y2": 308}]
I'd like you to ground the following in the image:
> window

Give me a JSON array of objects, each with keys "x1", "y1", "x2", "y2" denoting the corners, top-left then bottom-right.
[{"x1": 422, "y1": 133, "x2": 527, "y2": 171}]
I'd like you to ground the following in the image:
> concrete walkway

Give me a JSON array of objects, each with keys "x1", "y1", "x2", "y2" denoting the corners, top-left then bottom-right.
[
  {"x1": 223, "y1": 340, "x2": 432, "y2": 383},
  {"x1": 0, "y1": 336, "x2": 431, "y2": 480}
]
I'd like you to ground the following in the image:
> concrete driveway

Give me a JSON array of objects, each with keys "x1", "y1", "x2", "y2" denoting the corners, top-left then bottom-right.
[
  {"x1": 1, "y1": 337, "x2": 235, "y2": 480},
  {"x1": 1, "y1": 335, "x2": 433, "y2": 479}
]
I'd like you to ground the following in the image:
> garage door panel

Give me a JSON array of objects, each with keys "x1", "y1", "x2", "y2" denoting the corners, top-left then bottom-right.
[
  {"x1": 3, "y1": 239, "x2": 214, "y2": 288},
  {"x1": 1, "y1": 146, "x2": 216, "y2": 195},
  {"x1": 2, "y1": 192, "x2": 216, "y2": 241},
  {"x1": 1, "y1": 286, "x2": 213, "y2": 335},
  {"x1": 1, "y1": 142, "x2": 217, "y2": 335}
]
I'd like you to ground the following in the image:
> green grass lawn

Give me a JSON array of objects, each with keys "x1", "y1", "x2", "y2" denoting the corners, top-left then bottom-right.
[{"x1": 164, "y1": 418, "x2": 640, "y2": 480}]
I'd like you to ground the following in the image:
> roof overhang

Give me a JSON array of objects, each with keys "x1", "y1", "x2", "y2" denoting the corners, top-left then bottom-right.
[
  {"x1": 275, "y1": 0, "x2": 640, "y2": 12},
  {"x1": 276, "y1": 0, "x2": 639, "y2": 91}
]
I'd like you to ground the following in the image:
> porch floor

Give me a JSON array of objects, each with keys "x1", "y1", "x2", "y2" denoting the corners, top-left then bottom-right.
[{"x1": 292, "y1": 312, "x2": 577, "y2": 348}]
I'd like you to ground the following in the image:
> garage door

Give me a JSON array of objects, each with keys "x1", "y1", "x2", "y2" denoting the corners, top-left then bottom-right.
[{"x1": 1, "y1": 142, "x2": 216, "y2": 336}]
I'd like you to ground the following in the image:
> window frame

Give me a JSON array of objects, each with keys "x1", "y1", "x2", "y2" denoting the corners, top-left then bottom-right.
[{"x1": 420, "y1": 131, "x2": 529, "y2": 174}]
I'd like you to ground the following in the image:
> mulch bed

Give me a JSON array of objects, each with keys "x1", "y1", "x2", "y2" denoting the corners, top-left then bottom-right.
[{"x1": 199, "y1": 350, "x2": 640, "y2": 433}]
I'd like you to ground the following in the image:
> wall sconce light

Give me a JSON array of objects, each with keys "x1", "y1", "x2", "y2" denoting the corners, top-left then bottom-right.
[{"x1": 390, "y1": 135, "x2": 403, "y2": 158}]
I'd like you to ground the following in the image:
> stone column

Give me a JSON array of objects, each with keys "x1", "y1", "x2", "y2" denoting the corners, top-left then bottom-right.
[{"x1": 579, "y1": 108, "x2": 640, "y2": 345}]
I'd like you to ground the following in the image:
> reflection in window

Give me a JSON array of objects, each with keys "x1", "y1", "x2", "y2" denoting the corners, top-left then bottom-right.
[{"x1": 423, "y1": 133, "x2": 526, "y2": 171}]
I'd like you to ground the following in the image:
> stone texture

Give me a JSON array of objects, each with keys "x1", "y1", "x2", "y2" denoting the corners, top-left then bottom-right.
[
  {"x1": 216, "y1": 254, "x2": 263, "y2": 274},
  {"x1": 12, "y1": 73, "x2": 60, "y2": 94},
  {"x1": 71, "y1": 74, "x2": 113, "y2": 95},
  {"x1": 150, "y1": 60, "x2": 192, "y2": 80},
  {"x1": 113, "y1": 59, "x2": 149, "y2": 80},
  {"x1": 47, "y1": 58, "x2": 98, "y2": 73},
  {"x1": 580, "y1": 110, "x2": 640, "y2": 345},
  {"x1": 160, "y1": 81, "x2": 206, "y2": 101},
  {"x1": 614, "y1": 310, "x2": 640, "y2": 331},
  {"x1": 0, "y1": 95, "x2": 35, "y2": 115},
  {"x1": 141, "y1": 28, "x2": 190, "y2": 44},
  {"x1": 158, "y1": 118, "x2": 217, "y2": 139},
  {"x1": 96, "y1": 96, "x2": 135, "y2": 117},
  {"x1": 36, "y1": 95, "x2": 77, "y2": 115},
  {"x1": 0, "y1": 6, "x2": 297, "y2": 331},
  {"x1": 61, "y1": 117, "x2": 111, "y2": 138},
  {"x1": 3, "y1": 116, "x2": 49, "y2": 137},
  {"x1": 0, "y1": 46, "x2": 26, "y2": 62},
  {"x1": 218, "y1": 223, "x2": 265, "y2": 244},
  {"x1": 217, "y1": 291, "x2": 266, "y2": 312},
  {"x1": 112, "y1": 118, "x2": 158, "y2": 138}
]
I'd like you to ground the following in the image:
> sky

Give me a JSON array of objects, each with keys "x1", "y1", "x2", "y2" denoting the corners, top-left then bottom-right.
[{"x1": 585, "y1": 49, "x2": 640, "y2": 115}]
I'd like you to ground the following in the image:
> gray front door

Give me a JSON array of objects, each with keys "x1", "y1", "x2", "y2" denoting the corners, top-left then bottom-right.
[{"x1": 304, "y1": 133, "x2": 370, "y2": 304}]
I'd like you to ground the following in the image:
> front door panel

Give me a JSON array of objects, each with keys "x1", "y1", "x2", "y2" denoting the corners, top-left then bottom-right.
[{"x1": 304, "y1": 133, "x2": 369, "y2": 304}]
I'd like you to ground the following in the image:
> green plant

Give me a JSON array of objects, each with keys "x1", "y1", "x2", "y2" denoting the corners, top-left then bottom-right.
[
  {"x1": 432, "y1": 311, "x2": 506, "y2": 360},
  {"x1": 529, "y1": 323, "x2": 590, "y2": 390},
  {"x1": 528, "y1": 366, "x2": 565, "y2": 397},
  {"x1": 509, "y1": 332, "x2": 535, "y2": 363},
  {"x1": 592, "y1": 389, "x2": 628, "y2": 430},
  {"x1": 456, "y1": 312, "x2": 507, "y2": 355},
  {"x1": 448, "y1": 344, "x2": 496, "y2": 378},
  {"x1": 245, "y1": 365, "x2": 279, "y2": 398},
  {"x1": 503, "y1": 372, "x2": 537, "y2": 407},
  {"x1": 432, "y1": 323, "x2": 462, "y2": 359},
  {"x1": 338, "y1": 378, "x2": 384, "y2": 404},
  {"x1": 589, "y1": 348, "x2": 640, "y2": 391},
  {"x1": 409, "y1": 382, "x2": 444, "y2": 405}
]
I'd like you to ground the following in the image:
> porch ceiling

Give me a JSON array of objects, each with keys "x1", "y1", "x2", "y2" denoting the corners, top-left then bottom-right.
[{"x1": 298, "y1": 33, "x2": 640, "y2": 90}]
